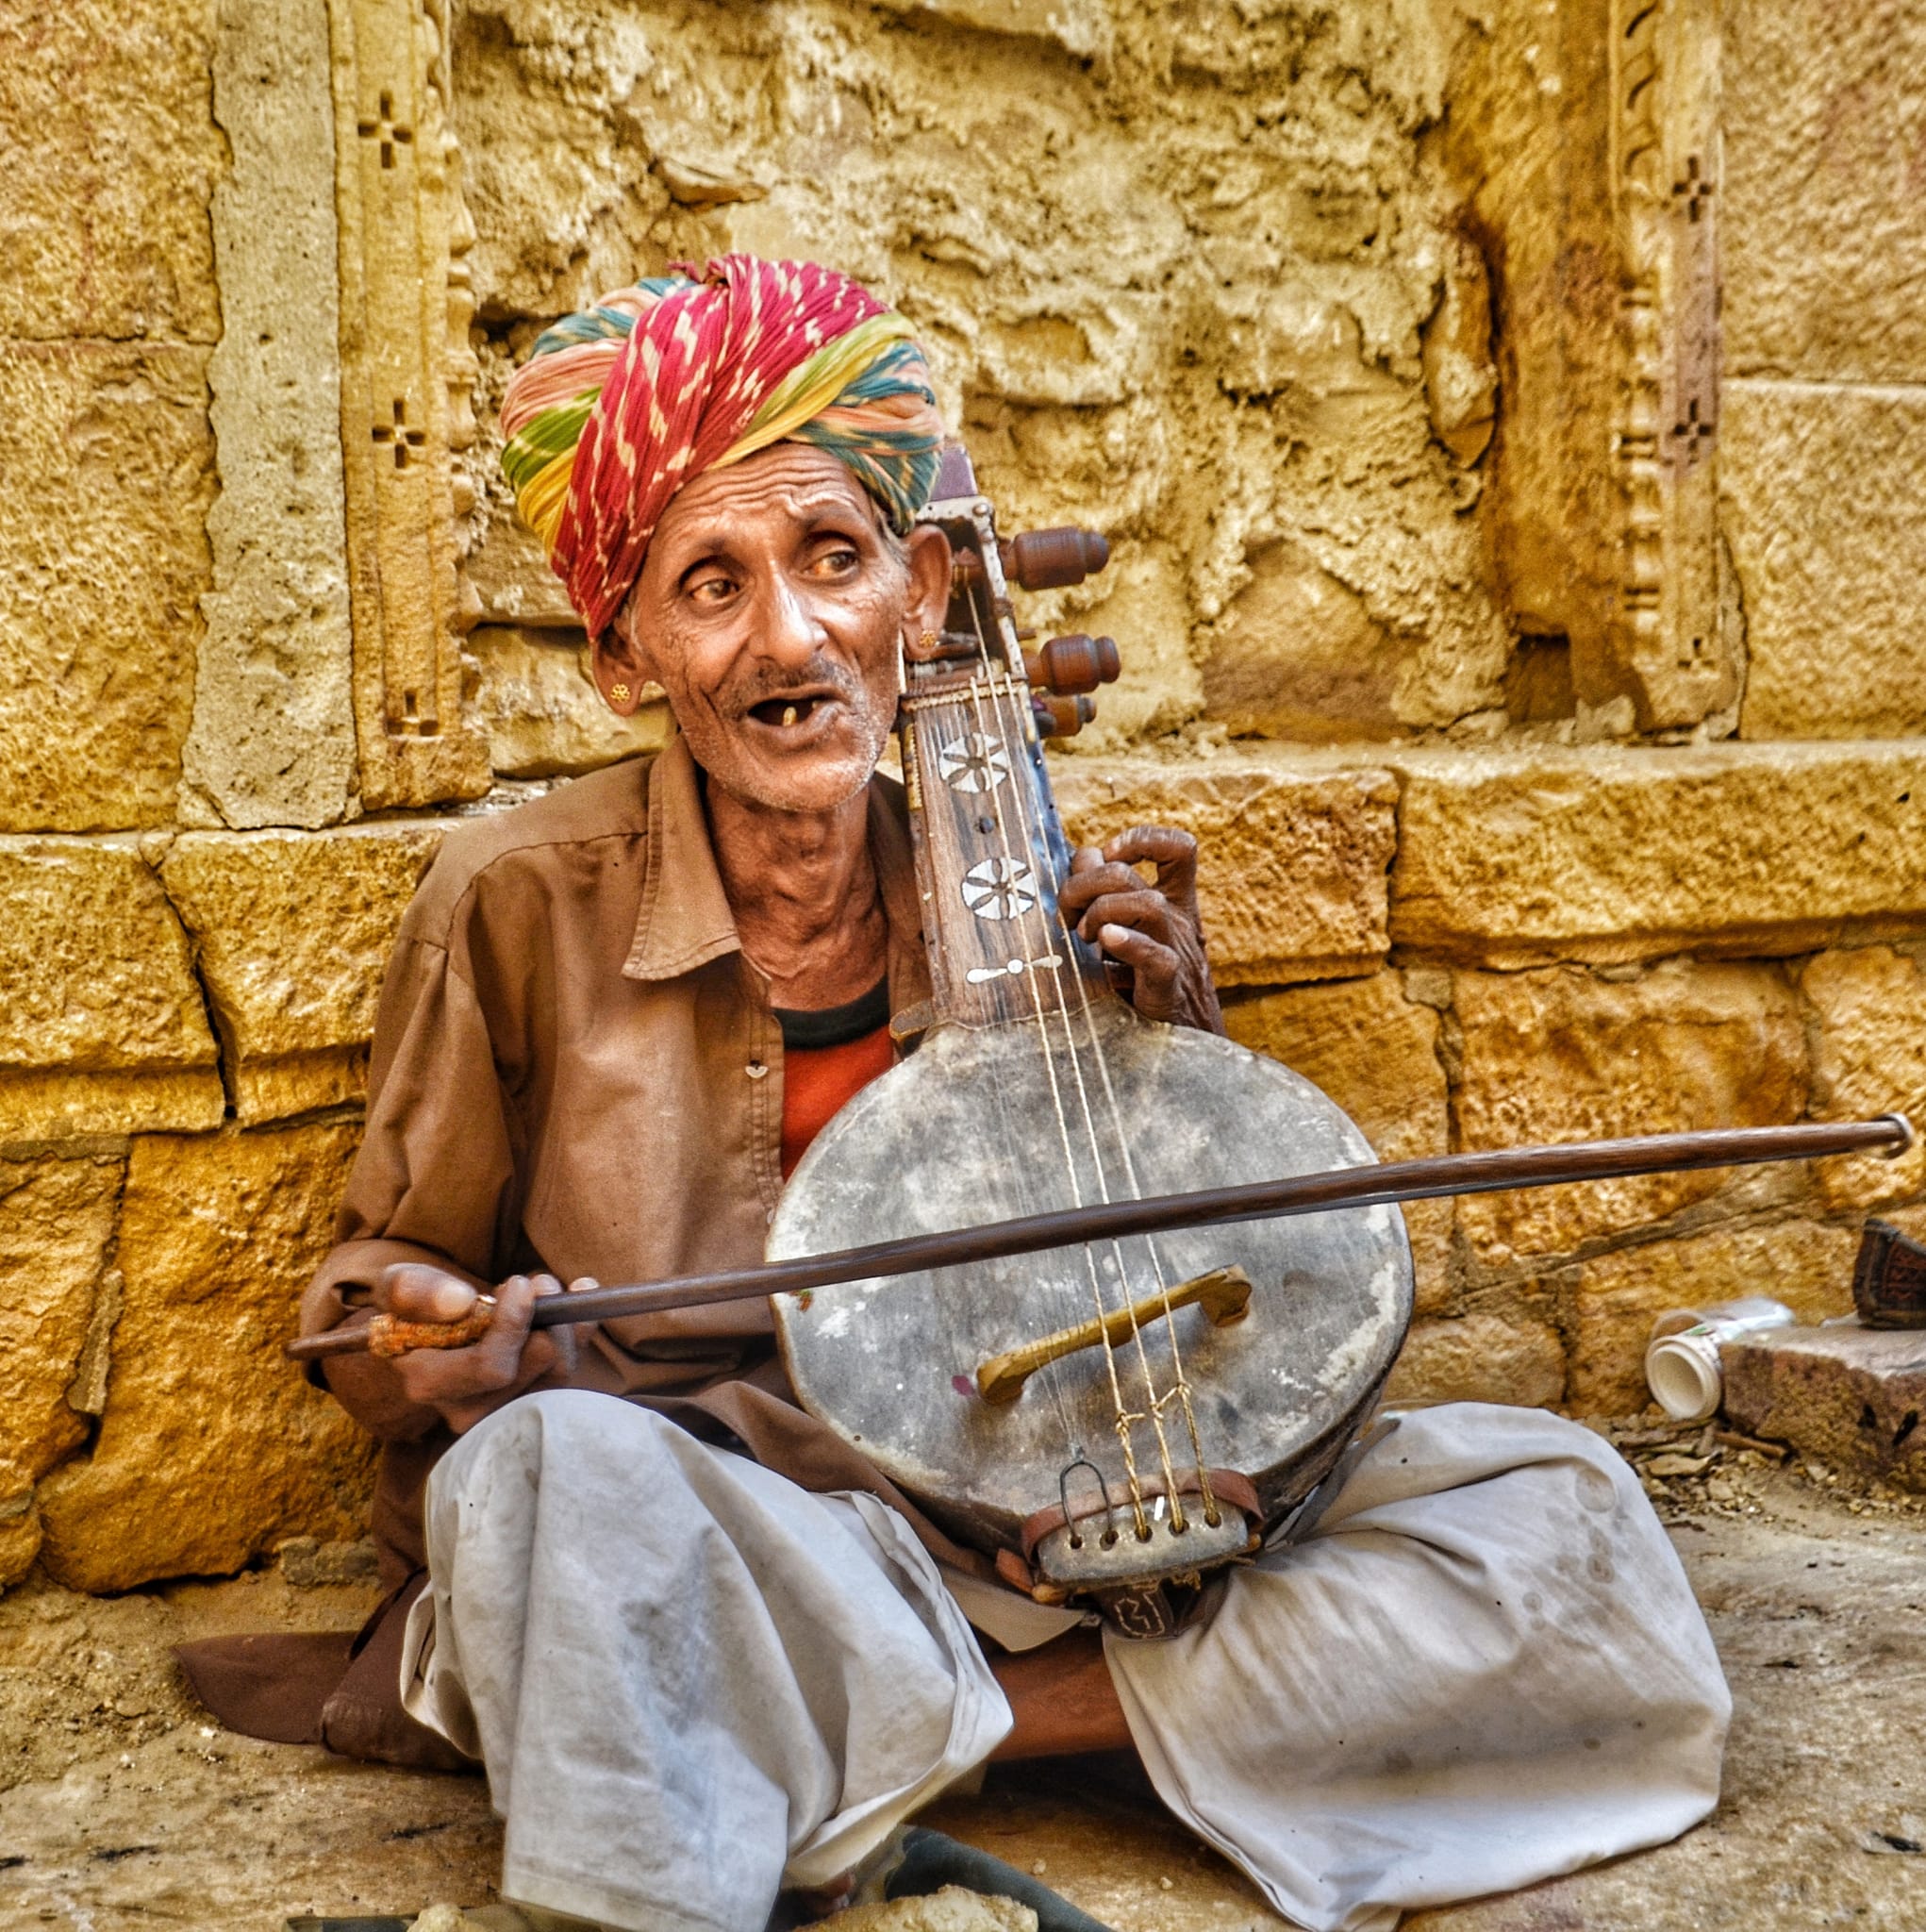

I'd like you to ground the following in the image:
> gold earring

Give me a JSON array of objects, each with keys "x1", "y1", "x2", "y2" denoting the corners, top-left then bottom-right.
[
  {"x1": 919, "y1": 628, "x2": 938, "y2": 654},
  {"x1": 610, "y1": 682, "x2": 632, "y2": 704}
]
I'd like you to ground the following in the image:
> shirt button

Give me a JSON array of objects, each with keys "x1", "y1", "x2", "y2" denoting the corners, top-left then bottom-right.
[{"x1": 746, "y1": 1061, "x2": 769, "y2": 1080}]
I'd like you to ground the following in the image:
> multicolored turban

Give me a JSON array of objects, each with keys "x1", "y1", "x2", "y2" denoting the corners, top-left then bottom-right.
[{"x1": 499, "y1": 254, "x2": 947, "y2": 640}]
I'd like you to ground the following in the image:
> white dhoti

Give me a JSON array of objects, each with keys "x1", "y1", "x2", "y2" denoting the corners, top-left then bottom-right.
[
  {"x1": 1104, "y1": 1403, "x2": 1730, "y2": 1931},
  {"x1": 404, "y1": 1391, "x2": 1011, "y2": 1931},
  {"x1": 405, "y1": 1391, "x2": 1729, "y2": 1932}
]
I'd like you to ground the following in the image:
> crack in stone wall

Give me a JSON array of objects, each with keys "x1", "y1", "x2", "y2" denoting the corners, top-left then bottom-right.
[{"x1": 162, "y1": 854, "x2": 243, "y2": 1124}]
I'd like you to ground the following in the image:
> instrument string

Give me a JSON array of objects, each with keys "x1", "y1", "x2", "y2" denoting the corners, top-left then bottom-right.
[
  {"x1": 905, "y1": 714, "x2": 1081, "y2": 1461},
  {"x1": 965, "y1": 650, "x2": 1212, "y2": 1508},
  {"x1": 946, "y1": 625, "x2": 1160, "y2": 1531},
  {"x1": 1061, "y1": 928, "x2": 1220, "y2": 1525},
  {"x1": 975, "y1": 665, "x2": 1197, "y2": 1530},
  {"x1": 954, "y1": 565, "x2": 1219, "y2": 1532},
  {"x1": 947, "y1": 666, "x2": 1141, "y2": 1501},
  {"x1": 956, "y1": 594, "x2": 1188, "y2": 1532}
]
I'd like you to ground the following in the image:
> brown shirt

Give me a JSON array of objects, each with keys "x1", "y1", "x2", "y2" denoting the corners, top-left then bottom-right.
[{"x1": 301, "y1": 736, "x2": 988, "y2": 1583}]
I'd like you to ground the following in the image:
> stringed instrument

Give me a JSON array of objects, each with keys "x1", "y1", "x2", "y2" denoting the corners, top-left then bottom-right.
[
  {"x1": 771, "y1": 443, "x2": 1431, "y2": 1630},
  {"x1": 289, "y1": 441, "x2": 1914, "y2": 1637}
]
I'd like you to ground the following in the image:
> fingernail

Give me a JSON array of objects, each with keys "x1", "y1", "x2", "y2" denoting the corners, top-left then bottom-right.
[{"x1": 1102, "y1": 923, "x2": 1130, "y2": 946}]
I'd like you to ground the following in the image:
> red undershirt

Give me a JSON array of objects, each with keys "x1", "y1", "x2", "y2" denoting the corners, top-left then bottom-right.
[{"x1": 773, "y1": 978, "x2": 895, "y2": 1180}]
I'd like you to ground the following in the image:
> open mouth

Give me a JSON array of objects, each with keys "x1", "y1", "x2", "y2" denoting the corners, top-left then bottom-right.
[{"x1": 745, "y1": 692, "x2": 838, "y2": 731}]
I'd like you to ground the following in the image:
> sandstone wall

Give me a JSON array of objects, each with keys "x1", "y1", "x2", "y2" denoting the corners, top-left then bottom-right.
[{"x1": 6, "y1": 0, "x2": 1925, "y2": 1591}]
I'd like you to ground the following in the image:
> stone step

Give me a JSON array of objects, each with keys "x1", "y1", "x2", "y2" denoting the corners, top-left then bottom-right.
[{"x1": 1721, "y1": 1324, "x2": 1926, "y2": 1491}]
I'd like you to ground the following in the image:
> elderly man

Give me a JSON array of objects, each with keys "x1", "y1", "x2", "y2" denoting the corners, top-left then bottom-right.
[{"x1": 283, "y1": 258, "x2": 1727, "y2": 1932}]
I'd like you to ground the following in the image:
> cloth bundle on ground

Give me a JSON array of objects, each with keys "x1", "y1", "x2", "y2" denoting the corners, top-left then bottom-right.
[{"x1": 499, "y1": 253, "x2": 947, "y2": 639}]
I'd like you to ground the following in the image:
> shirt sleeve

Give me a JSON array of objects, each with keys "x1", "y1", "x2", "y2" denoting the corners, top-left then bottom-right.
[{"x1": 299, "y1": 908, "x2": 525, "y2": 1441}]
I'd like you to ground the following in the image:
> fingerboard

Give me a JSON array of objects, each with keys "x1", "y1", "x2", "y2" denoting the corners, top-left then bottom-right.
[{"x1": 904, "y1": 452, "x2": 1114, "y2": 1032}]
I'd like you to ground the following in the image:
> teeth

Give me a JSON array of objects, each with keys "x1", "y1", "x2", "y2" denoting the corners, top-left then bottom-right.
[{"x1": 781, "y1": 704, "x2": 799, "y2": 727}]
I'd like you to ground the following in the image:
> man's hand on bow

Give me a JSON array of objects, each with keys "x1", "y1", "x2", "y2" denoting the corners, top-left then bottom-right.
[
  {"x1": 1058, "y1": 825, "x2": 1225, "y2": 1035},
  {"x1": 374, "y1": 1264, "x2": 588, "y2": 1435}
]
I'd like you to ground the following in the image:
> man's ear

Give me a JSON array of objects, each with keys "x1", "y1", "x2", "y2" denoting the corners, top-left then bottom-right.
[
  {"x1": 594, "y1": 603, "x2": 658, "y2": 715},
  {"x1": 904, "y1": 525, "x2": 952, "y2": 639}
]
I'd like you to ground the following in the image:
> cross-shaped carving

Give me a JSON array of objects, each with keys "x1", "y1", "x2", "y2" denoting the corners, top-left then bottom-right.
[
  {"x1": 357, "y1": 88, "x2": 414, "y2": 172},
  {"x1": 372, "y1": 396, "x2": 427, "y2": 471},
  {"x1": 1669, "y1": 395, "x2": 1715, "y2": 465},
  {"x1": 1671, "y1": 154, "x2": 1714, "y2": 224}
]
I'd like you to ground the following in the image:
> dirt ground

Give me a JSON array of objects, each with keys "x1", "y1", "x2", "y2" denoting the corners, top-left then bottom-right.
[{"x1": 3, "y1": 1427, "x2": 1923, "y2": 1932}]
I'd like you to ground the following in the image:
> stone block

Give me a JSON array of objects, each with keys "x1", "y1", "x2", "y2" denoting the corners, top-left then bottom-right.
[
  {"x1": 1200, "y1": 541, "x2": 1404, "y2": 743},
  {"x1": 0, "y1": 1489, "x2": 39, "y2": 1590},
  {"x1": 822, "y1": 1887, "x2": 1037, "y2": 1932},
  {"x1": 1724, "y1": 0, "x2": 1926, "y2": 384},
  {"x1": 1557, "y1": 1219, "x2": 1858, "y2": 1417},
  {"x1": 1224, "y1": 973, "x2": 1451, "y2": 1311},
  {"x1": 1420, "y1": 230, "x2": 1496, "y2": 469},
  {"x1": 0, "y1": 1155, "x2": 122, "y2": 1493},
  {"x1": 0, "y1": 0, "x2": 222, "y2": 341},
  {"x1": 466, "y1": 516, "x2": 581, "y2": 630},
  {"x1": 472, "y1": 627, "x2": 672, "y2": 780},
  {"x1": 0, "y1": 840, "x2": 223, "y2": 1140},
  {"x1": 0, "y1": 341, "x2": 214, "y2": 833},
  {"x1": 1799, "y1": 948, "x2": 1926, "y2": 1211},
  {"x1": 330, "y1": 0, "x2": 492, "y2": 815},
  {"x1": 1388, "y1": 742, "x2": 1926, "y2": 967},
  {"x1": 1208, "y1": 282, "x2": 1383, "y2": 404},
  {"x1": 36, "y1": 1124, "x2": 377, "y2": 1593},
  {"x1": 0, "y1": 1071, "x2": 225, "y2": 1146},
  {"x1": 179, "y1": 0, "x2": 357, "y2": 831},
  {"x1": 1383, "y1": 1312, "x2": 1567, "y2": 1410},
  {"x1": 159, "y1": 824, "x2": 446, "y2": 1123},
  {"x1": 1721, "y1": 1324, "x2": 1926, "y2": 1492},
  {"x1": 1430, "y1": 0, "x2": 1737, "y2": 732},
  {"x1": 1453, "y1": 961, "x2": 1808, "y2": 1266},
  {"x1": 275, "y1": 1534, "x2": 380, "y2": 1589},
  {"x1": 873, "y1": 0, "x2": 1108, "y2": 58},
  {"x1": 1054, "y1": 754, "x2": 1397, "y2": 985},
  {"x1": 1057, "y1": 543, "x2": 1203, "y2": 748},
  {"x1": 1724, "y1": 384, "x2": 1926, "y2": 740}
]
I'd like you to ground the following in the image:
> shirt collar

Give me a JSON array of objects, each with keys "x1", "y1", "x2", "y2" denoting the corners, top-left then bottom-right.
[
  {"x1": 623, "y1": 734, "x2": 743, "y2": 983},
  {"x1": 623, "y1": 732, "x2": 927, "y2": 987}
]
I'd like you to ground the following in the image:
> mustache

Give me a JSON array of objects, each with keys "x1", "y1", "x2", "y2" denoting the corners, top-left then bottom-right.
[{"x1": 721, "y1": 655, "x2": 867, "y2": 717}]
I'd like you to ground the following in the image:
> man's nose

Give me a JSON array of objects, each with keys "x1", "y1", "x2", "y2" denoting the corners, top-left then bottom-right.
[{"x1": 750, "y1": 574, "x2": 825, "y2": 668}]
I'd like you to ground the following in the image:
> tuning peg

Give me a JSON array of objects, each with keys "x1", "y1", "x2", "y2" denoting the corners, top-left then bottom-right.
[
  {"x1": 1000, "y1": 526, "x2": 1110, "y2": 591},
  {"x1": 1024, "y1": 633, "x2": 1121, "y2": 695},
  {"x1": 1033, "y1": 693, "x2": 1097, "y2": 740},
  {"x1": 905, "y1": 626, "x2": 980, "y2": 664}
]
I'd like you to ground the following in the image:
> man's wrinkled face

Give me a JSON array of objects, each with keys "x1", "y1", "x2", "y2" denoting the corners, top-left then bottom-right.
[{"x1": 604, "y1": 445, "x2": 950, "y2": 814}]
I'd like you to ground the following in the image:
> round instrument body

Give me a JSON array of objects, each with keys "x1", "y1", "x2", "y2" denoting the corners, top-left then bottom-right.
[{"x1": 770, "y1": 1000, "x2": 1413, "y2": 1564}]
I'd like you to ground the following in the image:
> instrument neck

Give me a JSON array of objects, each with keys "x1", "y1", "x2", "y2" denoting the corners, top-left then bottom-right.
[
  {"x1": 899, "y1": 671, "x2": 1113, "y2": 1030},
  {"x1": 896, "y1": 446, "x2": 1117, "y2": 1032}
]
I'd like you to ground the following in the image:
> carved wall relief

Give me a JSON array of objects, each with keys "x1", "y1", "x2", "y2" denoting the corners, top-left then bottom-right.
[
  {"x1": 1436, "y1": 0, "x2": 1733, "y2": 737},
  {"x1": 1609, "y1": 0, "x2": 1733, "y2": 731},
  {"x1": 326, "y1": 0, "x2": 489, "y2": 810}
]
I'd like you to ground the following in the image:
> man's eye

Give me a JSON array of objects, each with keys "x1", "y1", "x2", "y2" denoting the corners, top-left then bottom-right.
[
  {"x1": 688, "y1": 574, "x2": 738, "y2": 604},
  {"x1": 814, "y1": 545, "x2": 860, "y2": 575}
]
